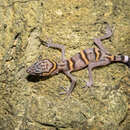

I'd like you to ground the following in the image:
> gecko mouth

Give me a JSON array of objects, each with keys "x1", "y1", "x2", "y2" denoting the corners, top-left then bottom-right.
[{"x1": 26, "y1": 68, "x2": 35, "y2": 75}]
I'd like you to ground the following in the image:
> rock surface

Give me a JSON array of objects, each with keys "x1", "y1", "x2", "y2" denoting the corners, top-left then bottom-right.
[{"x1": 0, "y1": 0, "x2": 129, "y2": 129}]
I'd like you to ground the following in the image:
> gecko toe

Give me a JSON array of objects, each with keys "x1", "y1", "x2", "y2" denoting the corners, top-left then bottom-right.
[
  {"x1": 59, "y1": 86, "x2": 72, "y2": 100},
  {"x1": 59, "y1": 86, "x2": 69, "y2": 95},
  {"x1": 82, "y1": 80, "x2": 93, "y2": 92}
]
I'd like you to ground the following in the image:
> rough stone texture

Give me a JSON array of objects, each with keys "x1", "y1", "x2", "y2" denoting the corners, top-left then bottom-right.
[{"x1": 0, "y1": 0, "x2": 129, "y2": 130}]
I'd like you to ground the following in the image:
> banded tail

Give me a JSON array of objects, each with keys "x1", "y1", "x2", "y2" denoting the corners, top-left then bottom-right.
[{"x1": 106, "y1": 54, "x2": 130, "y2": 67}]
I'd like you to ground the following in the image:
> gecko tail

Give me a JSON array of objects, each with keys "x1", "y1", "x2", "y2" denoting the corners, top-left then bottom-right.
[
  {"x1": 107, "y1": 54, "x2": 130, "y2": 68},
  {"x1": 114, "y1": 55, "x2": 130, "y2": 68},
  {"x1": 126, "y1": 57, "x2": 130, "y2": 68}
]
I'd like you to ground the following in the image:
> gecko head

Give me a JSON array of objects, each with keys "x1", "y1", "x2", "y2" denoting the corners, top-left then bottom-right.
[{"x1": 26, "y1": 59, "x2": 57, "y2": 76}]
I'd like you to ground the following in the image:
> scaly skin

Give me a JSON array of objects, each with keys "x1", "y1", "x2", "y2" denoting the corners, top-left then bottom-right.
[{"x1": 26, "y1": 24, "x2": 129, "y2": 98}]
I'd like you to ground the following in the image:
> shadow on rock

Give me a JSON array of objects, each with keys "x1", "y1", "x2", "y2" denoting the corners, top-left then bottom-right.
[{"x1": 26, "y1": 75, "x2": 51, "y2": 82}]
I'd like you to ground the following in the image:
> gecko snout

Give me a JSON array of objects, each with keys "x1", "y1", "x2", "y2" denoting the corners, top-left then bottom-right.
[{"x1": 26, "y1": 66, "x2": 35, "y2": 75}]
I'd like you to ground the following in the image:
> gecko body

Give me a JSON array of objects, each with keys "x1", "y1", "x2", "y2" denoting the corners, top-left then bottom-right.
[{"x1": 26, "y1": 25, "x2": 130, "y2": 96}]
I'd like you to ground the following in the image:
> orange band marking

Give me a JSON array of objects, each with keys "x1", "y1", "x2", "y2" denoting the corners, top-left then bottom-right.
[{"x1": 80, "y1": 50, "x2": 89, "y2": 64}]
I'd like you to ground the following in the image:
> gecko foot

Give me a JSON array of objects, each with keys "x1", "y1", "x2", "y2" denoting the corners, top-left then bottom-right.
[
  {"x1": 86, "y1": 81, "x2": 93, "y2": 87},
  {"x1": 59, "y1": 86, "x2": 71, "y2": 95},
  {"x1": 59, "y1": 86, "x2": 68, "y2": 94},
  {"x1": 82, "y1": 81, "x2": 93, "y2": 91},
  {"x1": 59, "y1": 86, "x2": 72, "y2": 99}
]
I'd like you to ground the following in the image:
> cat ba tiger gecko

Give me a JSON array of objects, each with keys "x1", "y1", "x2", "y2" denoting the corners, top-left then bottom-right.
[{"x1": 26, "y1": 25, "x2": 130, "y2": 97}]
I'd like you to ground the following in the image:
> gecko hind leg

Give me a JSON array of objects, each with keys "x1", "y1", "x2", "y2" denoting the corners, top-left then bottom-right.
[
  {"x1": 94, "y1": 24, "x2": 112, "y2": 54},
  {"x1": 83, "y1": 59, "x2": 111, "y2": 89},
  {"x1": 100, "y1": 24, "x2": 112, "y2": 40},
  {"x1": 59, "y1": 71, "x2": 76, "y2": 98}
]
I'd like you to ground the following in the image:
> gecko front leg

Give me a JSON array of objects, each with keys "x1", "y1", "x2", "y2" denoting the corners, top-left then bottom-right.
[
  {"x1": 60, "y1": 71, "x2": 76, "y2": 97},
  {"x1": 84, "y1": 59, "x2": 111, "y2": 88},
  {"x1": 38, "y1": 37, "x2": 66, "y2": 62}
]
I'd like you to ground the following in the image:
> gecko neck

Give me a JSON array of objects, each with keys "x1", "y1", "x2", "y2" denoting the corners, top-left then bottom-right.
[{"x1": 50, "y1": 61, "x2": 67, "y2": 75}]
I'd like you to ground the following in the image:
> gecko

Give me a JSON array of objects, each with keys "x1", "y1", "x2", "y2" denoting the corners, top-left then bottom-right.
[{"x1": 26, "y1": 25, "x2": 130, "y2": 97}]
